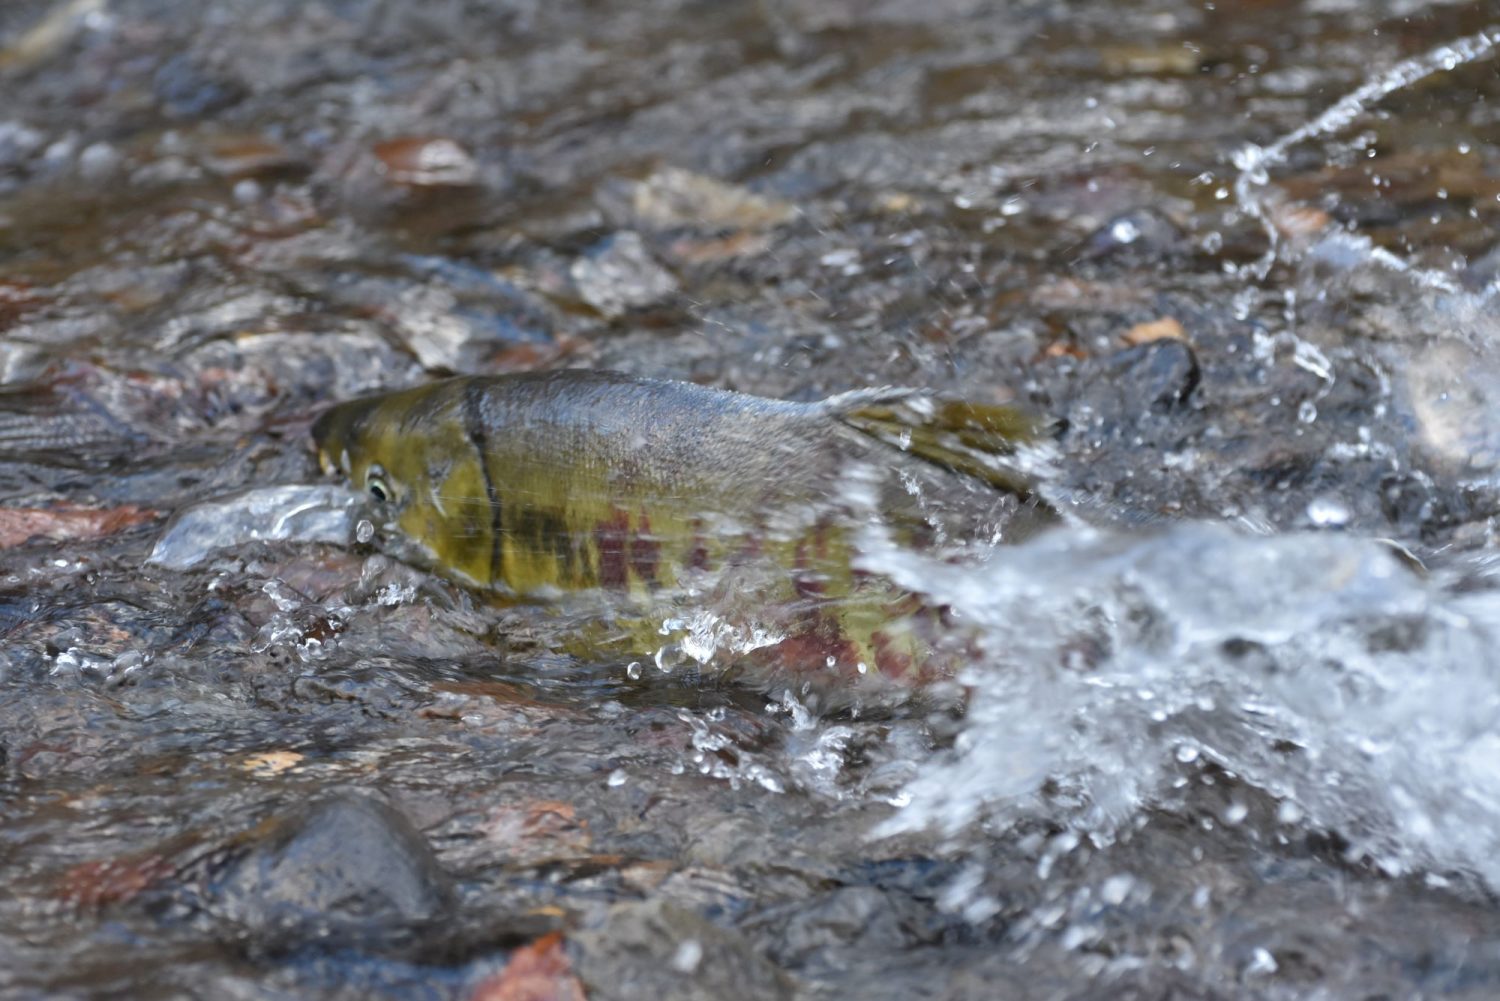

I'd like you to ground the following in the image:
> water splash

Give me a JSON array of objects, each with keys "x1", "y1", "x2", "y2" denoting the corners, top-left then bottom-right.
[
  {"x1": 652, "y1": 610, "x2": 785, "y2": 672},
  {"x1": 866, "y1": 522, "x2": 1500, "y2": 889},
  {"x1": 1234, "y1": 24, "x2": 1500, "y2": 283}
]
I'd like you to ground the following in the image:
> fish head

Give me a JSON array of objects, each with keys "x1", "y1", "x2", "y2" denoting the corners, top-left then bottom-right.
[{"x1": 312, "y1": 381, "x2": 500, "y2": 586}]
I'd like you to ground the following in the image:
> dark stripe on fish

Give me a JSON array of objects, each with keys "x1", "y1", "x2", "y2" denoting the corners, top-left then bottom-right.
[{"x1": 462, "y1": 380, "x2": 505, "y2": 585}]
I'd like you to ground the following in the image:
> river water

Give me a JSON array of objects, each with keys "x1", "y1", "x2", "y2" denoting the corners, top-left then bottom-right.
[{"x1": 4, "y1": 1, "x2": 1500, "y2": 998}]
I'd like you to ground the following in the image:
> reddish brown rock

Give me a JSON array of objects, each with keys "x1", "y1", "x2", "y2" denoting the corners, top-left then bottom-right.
[
  {"x1": 471, "y1": 933, "x2": 587, "y2": 1001},
  {"x1": 0, "y1": 504, "x2": 157, "y2": 548}
]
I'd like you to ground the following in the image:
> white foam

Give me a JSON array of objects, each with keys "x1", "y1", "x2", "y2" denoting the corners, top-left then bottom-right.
[{"x1": 867, "y1": 522, "x2": 1500, "y2": 888}]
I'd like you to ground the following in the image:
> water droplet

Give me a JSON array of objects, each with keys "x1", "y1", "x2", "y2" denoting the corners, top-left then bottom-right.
[
  {"x1": 355, "y1": 519, "x2": 375, "y2": 544},
  {"x1": 1108, "y1": 218, "x2": 1141, "y2": 244},
  {"x1": 626, "y1": 661, "x2": 642, "y2": 680},
  {"x1": 1176, "y1": 744, "x2": 1201, "y2": 764},
  {"x1": 1100, "y1": 874, "x2": 1134, "y2": 905},
  {"x1": 1306, "y1": 495, "x2": 1350, "y2": 528},
  {"x1": 1297, "y1": 400, "x2": 1318, "y2": 424},
  {"x1": 670, "y1": 940, "x2": 703, "y2": 974},
  {"x1": 1223, "y1": 801, "x2": 1249, "y2": 825},
  {"x1": 606, "y1": 768, "x2": 627, "y2": 787},
  {"x1": 1244, "y1": 947, "x2": 1278, "y2": 977}
]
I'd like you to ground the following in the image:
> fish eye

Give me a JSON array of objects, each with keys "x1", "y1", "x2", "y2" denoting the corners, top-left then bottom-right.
[{"x1": 365, "y1": 465, "x2": 393, "y2": 503}]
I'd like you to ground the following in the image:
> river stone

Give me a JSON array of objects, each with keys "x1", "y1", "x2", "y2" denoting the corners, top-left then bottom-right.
[
  {"x1": 1102, "y1": 338, "x2": 1201, "y2": 411},
  {"x1": 570, "y1": 899, "x2": 793, "y2": 1001},
  {"x1": 761, "y1": 886, "x2": 919, "y2": 968},
  {"x1": 207, "y1": 792, "x2": 456, "y2": 951},
  {"x1": 570, "y1": 231, "x2": 678, "y2": 319},
  {"x1": 1079, "y1": 207, "x2": 1187, "y2": 264}
]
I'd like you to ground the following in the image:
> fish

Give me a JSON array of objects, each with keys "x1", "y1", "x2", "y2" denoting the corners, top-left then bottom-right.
[{"x1": 313, "y1": 370, "x2": 1055, "y2": 695}]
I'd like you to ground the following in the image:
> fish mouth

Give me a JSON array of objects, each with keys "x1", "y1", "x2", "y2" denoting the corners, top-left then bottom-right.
[{"x1": 311, "y1": 397, "x2": 382, "y2": 476}]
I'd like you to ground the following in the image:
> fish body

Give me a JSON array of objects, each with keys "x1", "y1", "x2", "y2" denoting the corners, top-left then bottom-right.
[{"x1": 313, "y1": 370, "x2": 1053, "y2": 689}]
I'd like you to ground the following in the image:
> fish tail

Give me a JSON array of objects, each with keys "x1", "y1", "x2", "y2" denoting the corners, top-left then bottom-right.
[{"x1": 832, "y1": 390, "x2": 1058, "y2": 506}]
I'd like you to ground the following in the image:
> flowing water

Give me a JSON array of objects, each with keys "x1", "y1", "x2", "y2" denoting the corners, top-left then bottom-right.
[{"x1": 4, "y1": 0, "x2": 1500, "y2": 998}]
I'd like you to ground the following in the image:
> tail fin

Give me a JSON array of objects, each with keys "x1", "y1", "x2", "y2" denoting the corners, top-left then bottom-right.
[{"x1": 828, "y1": 388, "x2": 1058, "y2": 512}]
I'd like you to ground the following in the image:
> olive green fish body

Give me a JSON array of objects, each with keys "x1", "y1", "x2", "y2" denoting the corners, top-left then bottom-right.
[{"x1": 313, "y1": 370, "x2": 1053, "y2": 688}]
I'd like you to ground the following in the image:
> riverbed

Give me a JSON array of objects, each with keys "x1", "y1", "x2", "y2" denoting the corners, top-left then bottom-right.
[{"x1": 3, "y1": 1, "x2": 1500, "y2": 998}]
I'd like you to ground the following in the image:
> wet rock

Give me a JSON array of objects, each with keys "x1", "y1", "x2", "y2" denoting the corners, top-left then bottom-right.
[
  {"x1": 1094, "y1": 338, "x2": 1200, "y2": 412},
  {"x1": 1462, "y1": 243, "x2": 1500, "y2": 292},
  {"x1": 1099, "y1": 44, "x2": 1204, "y2": 75},
  {"x1": 1121, "y1": 316, "x2": 1187, "y2": 346},
  {"x1": 60, "y1": 854, "x2": 175, "y2": 909},
  {"x1": 200, "y1": 135, "x2": 305, "y2": 179},
  {"x1": 0, "y1": 369, "x2": 157, "y2": 461},
  {"x1": 570, "y1": 899, "x2": 793, "y2": 1001},
  {"x1": 0, "y1": 502, "x2": 155, "y2": 548},
  {"x1": 480, "y1": 800, "x2": 593, "y2": 866},
  {"x1": 1079, "y1": 208, "x2": 1187, "y2": 264},
  {"x1": 570, "y1": 232, "x2": 678, "y2": 319},
  {"x1": 179, "y1": 329, "x2": 416, "y2": 412},
  {"x1": 0, "y1": 0, "x2": 101, "y2": 74},
  {"x1": 470, "y1": 933, "x2": 586, "y2": 1001},
  {"x1": 385, "y1": 258, "x2": 555, "y2": 373},
  {"x1": 206, "y1": 792, "x2": 456, "y2": 951},
  {"x1": 76, "y1": 141, "x2": 120, "y2": 181},
  {"x1": 1401, "y1": 339, "x2": 1500, "y2": 473},
  {"x1": 604, "y1": 166, "x2": 797, "y2": 232},
  {"x1": 759, "y1": 886, "x2": 918, "y2": 968},
  {"x1": 146, "y1": 485, "x2": 361, "y2": 570},
  {"x1": 373, "y1": 136, "x2": 480, "y2": 188},
  {"x1": 153, "y1": 53, "x2": 245, "y2": 118}
]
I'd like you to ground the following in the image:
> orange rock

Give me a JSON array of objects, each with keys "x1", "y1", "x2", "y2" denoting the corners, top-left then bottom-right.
[
  {"x1": 470, "y1": 933, "x2": 587, "y2": 1001},
  {"x1": 1121, "y1": 317, "x2": 1187, "y2": 346},
  {"x1": 1041, "y1": 341, "x2": 1089, "y2": 360},
  {"x1": 1269, "y1": 203, "x2": 1332, "y2": 240}
]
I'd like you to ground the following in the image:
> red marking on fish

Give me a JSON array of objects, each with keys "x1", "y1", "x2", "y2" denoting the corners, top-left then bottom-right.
[
  {"x1": 629, "y1": 510, "x2": 662, "y2": 588},
  {"x1": 687, "y1": 519, "x2": 712, "y2": 572},
  {"x1": 761, "y1": 612, "x2": 863, "y2": 679},
  {"x1": 872, "y1": 629, "x2": 915, "y2": 680},
  {"x1": 594, "y1": 509, "x2": 630, "y2": 590}
]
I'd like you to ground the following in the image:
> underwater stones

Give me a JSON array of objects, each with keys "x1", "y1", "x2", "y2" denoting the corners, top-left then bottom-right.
[
  {"x1": 1112, "y1": 338, "x2": 1200, "y2": 410},
  {"x1": 373, "y1": 136, "x2": 480, "y2": 188},
  {"x1": 570, "y1": 899, "x2": 793, "y2": 1001},
  {"x1": 614, "y1": 166, "x2": 796, "y2": 232},
  {"x1": 470, "y1": 933, "x2": 586, "y2": 1001},
  {"x1": 206, "y1": 792, "x2": 456, "y2": 950},
  {"x1": 570, "y1": 232, "x2": 678, "y2": 318},
  {"x1": 760, "y1": 885, "x2": 922, "y2": 968},
  {"x1": 1070, "y1": 337, "x2": 1201, "y2": 429},
  {"x1": 1079, "y1": 208, "x2": 1187, "y2": 265}
]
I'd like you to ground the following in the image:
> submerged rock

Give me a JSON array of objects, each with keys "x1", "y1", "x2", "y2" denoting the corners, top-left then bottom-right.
[
  {"x1": 1078, "y1": 208, "x2": 1187, "y2": 264},
  {"x1": 610, "y1": 166, "x2": 797, "y2": 232},
  {"x1": 570, "y1": 232, "x2": 678, "y2": 318},
  {"x1": 570, "y1": 899, "x2": 793, "y2": 1001},
  {"x1": 205, "y1": 792, "x2": 456, "y2": 951}
]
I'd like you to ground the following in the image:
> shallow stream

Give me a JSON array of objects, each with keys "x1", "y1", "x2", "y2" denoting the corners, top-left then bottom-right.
[{"x1": 4, "y1": 1, "x2": 1500, "y2": 998}]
